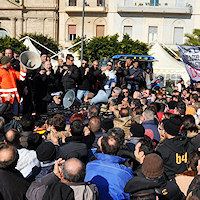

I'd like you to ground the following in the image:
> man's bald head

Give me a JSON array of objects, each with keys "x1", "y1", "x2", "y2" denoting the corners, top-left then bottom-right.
[
  {"x1": 5, "y1": 129, "x2": 21, "y2": 148},
  {"x1": 0, "y1": 143, "x2": 18, "y2": 169},
  {"x1": 62, "y1": 158, "x2": 85, "y2": 183},
  {"x1": 89, "y1": 116, "x2": 101, "y2": 133}
]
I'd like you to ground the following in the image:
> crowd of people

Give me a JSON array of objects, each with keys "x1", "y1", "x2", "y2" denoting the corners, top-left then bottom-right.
[{"x1": 0, "y1": 49, "x2": 200, "y2": 200}]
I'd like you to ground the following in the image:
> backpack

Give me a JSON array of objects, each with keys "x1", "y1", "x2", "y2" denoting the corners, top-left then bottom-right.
[{"x1": 68, "y1": 182, "x2": 99, "y2": 200}]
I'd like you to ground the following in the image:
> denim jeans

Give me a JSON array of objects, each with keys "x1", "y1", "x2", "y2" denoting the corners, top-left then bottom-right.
[
  {"x1": 77, "y1": 90, "x2": 89, "y2": 102},
  {"x1": 90, "y1": 90, "x2": 108, "y2": 105}
]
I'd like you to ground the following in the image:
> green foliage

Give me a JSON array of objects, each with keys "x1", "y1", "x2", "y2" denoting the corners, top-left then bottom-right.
[
  {"x1": 184, "y1": 29, "x2": 200, "y2": 46},
  {"x1": 0, "y1": 36, "x2": 27, "y2": 54},
  {"x1": 20, "y1": 33, "x2": 59, "y2": 56},
  {"x1": 70, "y1": 34, "x2": 149, "y2": 62}
]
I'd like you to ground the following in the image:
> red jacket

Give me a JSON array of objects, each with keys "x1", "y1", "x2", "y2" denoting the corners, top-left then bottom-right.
[{"x1": 0, "y1": 66, "x2": 26, "y2": 104}]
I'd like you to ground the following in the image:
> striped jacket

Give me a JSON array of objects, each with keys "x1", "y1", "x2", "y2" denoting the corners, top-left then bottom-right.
[{"x1": 0, "y1": 66, "x2": 26, "y2": 104}]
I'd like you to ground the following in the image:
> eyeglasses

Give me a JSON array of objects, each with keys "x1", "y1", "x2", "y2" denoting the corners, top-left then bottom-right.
[
  {"x1": 123, "y1": 91, "x2": 128, "y2": 93},
  {"x1": 107, "y1": 64, "x2": 112, "y2": 67},
  {"x1": 70, "y1": 59, "x2": 74, "y2": 62},
  {"x1": 82, "y1": 62, "x2": 87, "y2": 65}
]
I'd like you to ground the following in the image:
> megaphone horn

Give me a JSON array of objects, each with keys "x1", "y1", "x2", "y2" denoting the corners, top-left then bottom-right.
[{"x1": 19, "y1": 51, "x2": 42, "y2": 70}]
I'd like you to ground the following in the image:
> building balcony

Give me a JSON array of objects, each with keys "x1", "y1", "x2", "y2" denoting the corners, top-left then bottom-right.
[
  {"x1": 117, "y1": 3, "x2": 192, "y2": 15},
  {"x1": 65, "y1": 0, "x2": 107, "y2": 13}
]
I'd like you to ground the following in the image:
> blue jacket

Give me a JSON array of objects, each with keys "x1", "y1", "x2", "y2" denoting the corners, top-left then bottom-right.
[
  {"x1": 142, "y1": 120, "x2": 160, "y2": 142},
  {"x1": 85, "y1": 153, "x2": 133, "y2": 200}
]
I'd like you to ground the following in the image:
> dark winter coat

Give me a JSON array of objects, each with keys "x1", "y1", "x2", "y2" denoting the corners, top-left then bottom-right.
[
  {"x1": 78, "y1": 66, "x2": 92, "y2": 91},
  {"x1": 0, "y1": 168, "x2": 30, "y2": 200},
  {"x1": 61, "y1": 64, "x2": 79, "y2": 90},
  {"x1": 57, "y1": 136, "x2": 88, "y2": 164},
  {"x1": 156, "y1": 136, "x2": 195, "y2": 179},
  {"x1": 125, "y1": 174, "x2": 184, "y2": 200}
]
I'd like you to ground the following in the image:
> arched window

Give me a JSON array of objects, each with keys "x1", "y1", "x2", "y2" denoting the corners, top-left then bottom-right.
[{"x1": 0, "y1": 28, "x2": 8, "y2": 38}]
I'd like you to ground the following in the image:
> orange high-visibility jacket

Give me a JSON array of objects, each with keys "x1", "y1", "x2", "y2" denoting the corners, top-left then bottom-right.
[{"x1": 0, "y1": 67, "x2": 26, "y2": 104}]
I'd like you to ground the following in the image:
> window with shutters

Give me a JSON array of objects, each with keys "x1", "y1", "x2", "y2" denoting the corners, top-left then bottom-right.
[
  {"x1": 123, "y1": 26, "x2": 132, "y2": 38},
  {"x1": 96, "y1": 25, "x2": 104, "y2": 37},
  {"x1": 150, "y1": 0, "x2": 159, "y2": 6},
  {"x1": 148, "y1": 26, "x2": 158, "y2": 43},
  {"x1": 173, "y1": 27, "x2": 183, "y2": 44},
  {"x1": 68, "y1": 25, "x2": 76, "y2": 41},
  {"x1": 69, "y1": 0, "x2": 76, "y2": 6}
]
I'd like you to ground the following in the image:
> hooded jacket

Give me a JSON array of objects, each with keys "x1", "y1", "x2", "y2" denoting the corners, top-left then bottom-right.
[
  {"x1": 85, "y1": 153, "x2": 133, "y2": 200},
  {"x1": 156, "y1": 136, "x2": 194, "y2": 179},
  {"x1": 125, "y1": 174, "x2": 184, "y2": 200}
]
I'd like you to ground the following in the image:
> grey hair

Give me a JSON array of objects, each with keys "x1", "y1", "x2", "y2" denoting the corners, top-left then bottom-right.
[
  {"x1": 113, "y1": 87, "x2": 121, "y2": 94},
  {"x1": 143, "y1": 109, "x2": 154, "y2": 121}
]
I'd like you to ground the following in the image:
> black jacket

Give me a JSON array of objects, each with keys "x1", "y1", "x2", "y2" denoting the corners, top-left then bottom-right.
[
  {"x1": 61, "y1": 64, "x2": 79, "y2": 90},
  {"x1": 32, "y1": 68, "x2": 56, "y2": 101},
  {"x1": 78, "y1": 66, "x2": 92, "y2": 91},
  {"x1": 90, "y1": 66, "x2": 106, "y2": 93},
  {"x1": 125, "y1": 66, "x2": 143, "y2": 86},
  {"x1": 57, "y1": 136, "x2": 88, "y2": 164},
  {"x1": 26, "y1": 172, "x2": 74, "y2": 200},
  {"x1": 0, "y1": 168, "x2": 30, "y2": 200},
  {"x1": 156, "y1": 136, "x2": 194, "y2": 179},
  {"x1": 125, "y1": 174, "x2": 184, "y2": 200}
]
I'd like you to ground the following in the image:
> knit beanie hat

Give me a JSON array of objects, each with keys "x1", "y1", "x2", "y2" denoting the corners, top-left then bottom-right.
[
  {"x1": 142, "y1": 153, "x2": 164, "y2": 178},
  {"x1": 36, "y1": 142, "x2": 56, "y2": 162},
  {"x1": 162, "y1": 115, "x2": 182, "y2": 136},
  {"x1": 130, "y1": 123, "x2": 145, "y2": 137},
  {"x1": 1, "y1": 56, "x2": 12, "y2": 65}
]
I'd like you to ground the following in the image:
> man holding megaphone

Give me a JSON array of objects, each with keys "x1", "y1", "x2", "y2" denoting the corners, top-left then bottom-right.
[{"x1": 0, "y1": 56, "x2": 27, "y2": 117}]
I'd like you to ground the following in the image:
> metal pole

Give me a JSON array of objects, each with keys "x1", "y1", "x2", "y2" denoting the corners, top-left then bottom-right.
[{"x1": 81, "y1": 0, "x2": 85, "y2": 61}]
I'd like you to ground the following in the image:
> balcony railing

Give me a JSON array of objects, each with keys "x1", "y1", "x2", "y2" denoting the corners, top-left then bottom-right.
[{"x1": 117, "y1": 3, "x2": 192, "y2": 14}]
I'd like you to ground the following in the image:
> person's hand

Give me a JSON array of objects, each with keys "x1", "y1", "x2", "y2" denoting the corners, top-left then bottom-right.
[
  {"x1": 118, "y1": 104, "x2": 123, "y2": 111},
  {"x1": 63, "y1": 66, "x2": 68, "y2": 71},
  {"x1": 109, "y1": 106, "x2": 115, "y2": 112},
  {"x1": 60, "y1": 67, "x2": 64, "y2": 73},
  {"x1": 6, "y1": 93, "x2": 12, "y2": 102},
  {"x1": 111, "y1": 82, "x2": 116, "y2": 88},
  {"x1": 130, "y1": 75, "x2": 135, "y2": 79},
  {"x1": 53, "y1": 158, "x2": 65, "y2": 179},
  {"x1": 39, "y1": 69, "x2": 46, "y2": 75},
  {"x1": 84, "y1": 127, "x2": 90, "y2": 136},
  {"x1": 46, "y1": 70, "x2": 51, "y2": 76},
  {"x1": 20, "y1": 62, "x2": 27, "y2": 72},
  {"x1": 85, "y1": 68, "x2": 89, "y2": 73}
]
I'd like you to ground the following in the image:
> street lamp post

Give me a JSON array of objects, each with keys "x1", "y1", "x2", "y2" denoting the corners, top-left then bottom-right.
[{"x1": 81, "y1": 0, "x2": 85, "y2": 62}]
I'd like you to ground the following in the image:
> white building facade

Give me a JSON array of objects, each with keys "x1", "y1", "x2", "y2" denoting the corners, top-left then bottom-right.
[{"x1": 59, "y1": 0, "x2": 200, "y2": 49}]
